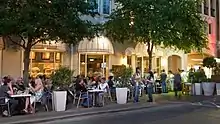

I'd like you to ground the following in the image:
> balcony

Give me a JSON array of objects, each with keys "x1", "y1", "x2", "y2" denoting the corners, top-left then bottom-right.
[
  {"x1": 211, "y1": 8, "x2": 215, "y2": 17},
  {"x1": 204, "y1": 6, "x2": 209, "y2": 15}
]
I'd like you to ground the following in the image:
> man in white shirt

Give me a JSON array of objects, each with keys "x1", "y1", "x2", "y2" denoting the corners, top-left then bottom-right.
[{"x1": 98, "y1": 77, "x2": 109, "y2": 106}]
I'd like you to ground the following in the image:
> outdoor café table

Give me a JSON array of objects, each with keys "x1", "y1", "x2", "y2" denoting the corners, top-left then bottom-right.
[
  {"x1": 88, "y1": 89, "x2": 104, "y2": 106},
  {"x1": 10, "y1": 94, "x2": 32, "y2": 114},
  {"x1": 10, "y1": 94, "x2": 31, "y2": 98}
]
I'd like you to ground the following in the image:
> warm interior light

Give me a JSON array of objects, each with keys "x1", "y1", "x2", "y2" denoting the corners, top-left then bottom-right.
[
  {"x1": 90, "y1": 59, "x2": 94, "y2": 62},
  {"x1": 191, "y1": 59, "x2": 203, "y2": 61}
]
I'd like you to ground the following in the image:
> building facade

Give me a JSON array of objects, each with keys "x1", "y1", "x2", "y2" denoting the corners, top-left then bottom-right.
[{"x1": 0, "y1": 0, "x2": 217, "y2": 78}]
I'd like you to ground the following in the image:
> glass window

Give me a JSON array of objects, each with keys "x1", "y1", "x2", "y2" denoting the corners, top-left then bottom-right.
[
  {"x1": 209, "y1": 24, "x2": 212, "y2": 34},
  {"x1": 156, "y1": 57, "x2": 161, "y2": 74},
  {"x1": 30, "y1": 52, "x2": 36, "y2": 60},
  {"x1": 80, "y1": 54, "x2": 86, "y2": 75},
  {"x1": 127, "y1": 56, "x2": 132, "y2": 67},
  {"x1": 88, "y1": 0, "x2": 99, "y2": 13},
  {"x1": 56, "y1": 53, "x2": 61, "y2": 60},
  {"x1": 42, "y1": 52, "x2": 50, "y2": 60},
  {"x1": 103, "y1": 0, "x2": 110, "y2": 14}
]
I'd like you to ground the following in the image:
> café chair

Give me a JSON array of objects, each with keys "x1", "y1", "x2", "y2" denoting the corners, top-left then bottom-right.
[
  {"x1": 0, "y1": 97, "x2": 11, "y2": 116},
  {"x1": 33, "y1": 92, "x2": 50, "y2": 112},
  {"x1": 102, "y1": 89, "x2": 113, "y2": 106},
  {"x1": 73, "y1": 91, "x2": 89, "y2": 108}
]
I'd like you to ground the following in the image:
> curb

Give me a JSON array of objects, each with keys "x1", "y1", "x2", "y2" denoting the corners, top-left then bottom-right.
[{"x1": 6, "y1": 104, "x2": 158, "y2": 124}]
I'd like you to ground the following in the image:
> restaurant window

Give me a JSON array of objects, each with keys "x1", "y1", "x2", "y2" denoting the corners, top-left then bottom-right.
[
  {"x1": 56, "y1": 53, "x2": 61, "y2": 60},
  {"x1": 42, "y1": 52, "x2": 50, "y2": 60},
  {"x1": 30, "y1": 52, "x2": 36, "y2": 60},
  {"x1": 156, "y1": 57, "x2": 161, "y2": 74}
]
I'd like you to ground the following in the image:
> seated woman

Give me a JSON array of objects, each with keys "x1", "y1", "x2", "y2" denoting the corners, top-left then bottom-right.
[
  {"x1": 23, "y1": 76, "x2": 44, "y2": 113},
  {"x1": 87, "y1": 77, "x2": 96, "y2": 88},
  {"x1": 0, "y1": 77, "x2": 18, "y2": 116},
  {"x1": 75, "y1": 79, "x2": 91, "y2": 107},
  {"x1": 98, "y1": 77, "x2": 109, "y2": 106}
]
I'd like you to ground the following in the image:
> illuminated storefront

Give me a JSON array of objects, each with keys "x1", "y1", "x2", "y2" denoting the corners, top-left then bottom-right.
[
  {"x1": 77, "y1": 36, "x2": 114, "y2": 77},
  {"x1": 30, "y1": 41, "x2": 65, "y2": 77}
]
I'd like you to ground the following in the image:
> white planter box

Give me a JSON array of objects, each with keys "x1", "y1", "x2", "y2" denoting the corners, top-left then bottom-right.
[
  {"x1": 116, "y1": 88, "x2": 128, "y2": 104},
  {"x1": 52, "y1": 91, "x2": 67, "y2": 111},
  {"x1": 202, "y1": 82, "x2": 215, "y2": 96},
  {"x1": 216, "y1": 83, "x2": 220, "y2": 95},
  {"x1": 192, "y1": 83, "x2": 202, "y2": 95}
]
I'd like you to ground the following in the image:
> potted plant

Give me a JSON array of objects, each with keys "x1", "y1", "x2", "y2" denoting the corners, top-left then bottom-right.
[
  {"x1": 191, "y1": 71, "x2": 206, "y2": 95},
  {"x1": 212, "y1": 64, "x2": 220, "y2": 95},
  {"x1": 202, "y1": 78, "x2": 215, "y2": 96},
  {"x1": 51, "y1": 66, "x2": 74, "y2": 111},
  {"x1": 114, "y1": 66, "x2": 133, "y2": 104},
  {"x1": 202, "y1": 57, "x2": 216, "y2": 96}
]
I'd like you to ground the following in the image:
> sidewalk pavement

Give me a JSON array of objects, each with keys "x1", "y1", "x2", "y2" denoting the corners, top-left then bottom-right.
[
  {"x1": 0, "y1": 102, "x2": 159, "y2": 124},
  {"x1": 1, "y1": 93, "x2": 216, "y2": 124},
  {"x1": 153, "y1": 92, "x2": 218, "y2": 103}
]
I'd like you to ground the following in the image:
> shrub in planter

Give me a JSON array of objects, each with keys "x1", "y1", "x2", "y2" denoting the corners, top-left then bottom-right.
[
  {"x1": 202, "y1": 57, "x2": 217, "y2": 96},
  {"x1": 50, "y1": 66, "x2": 74, "y2": 111},
  {"x1": 51, "y1": 66, "x2": 74, "y2": 90},
  {"x1": 202, "y1": 78, "x2": 215, "y2": 96},
  {"x1": 191, "y1": 71, "x2": 206, "y2": 95},
  {"x1": 114, "y1": 66, "x2": 133, "y2": 104}
]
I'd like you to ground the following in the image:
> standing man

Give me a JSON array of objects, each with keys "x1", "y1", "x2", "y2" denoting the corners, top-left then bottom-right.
[{"x1": 160, "y1": 70, "x2": 167, "y2": 93}]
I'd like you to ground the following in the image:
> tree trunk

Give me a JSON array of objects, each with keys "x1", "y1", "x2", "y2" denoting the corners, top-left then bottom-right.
[
  {"x1": 148, "y1": 51, "x2": 153, "y2": 71},
  {"x1": 147, "y1": 41, "x2": 154, "y2": 71},
  {"x1": 23, "y1": 48, "x2": 31, "y2": 86}
]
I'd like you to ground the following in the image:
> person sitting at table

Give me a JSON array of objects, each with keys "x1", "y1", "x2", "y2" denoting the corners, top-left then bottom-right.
[
  {"x1": 97, "y1": 77, "x2": 109, "y2": 106},
  {"x1": 23, "y1": 75, "x2": 44, "y2": 113},
  {"x1": 0, "y1": 77, "x2": 18, "y2": 116},
  {"x1": 13, "y1": 77, "x2": 25, "y2": 91},
  {"x1": 75, "y1": 79, "x2": 91, "y2": 107},
  {"x1": 87, "y1": 77, "x2": 96, "y2": 88}
]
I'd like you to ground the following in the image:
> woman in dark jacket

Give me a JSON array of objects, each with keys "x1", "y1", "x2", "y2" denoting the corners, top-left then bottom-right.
[
  {"x1": 75, "y1": 79, "x2": 91, "y2": 107},
  {"x1": 146, "y1": 71, "x2": 154, "y2": 102},
  {"x1": 174, "y1": 71, "x2": 182, "y2": 98}
]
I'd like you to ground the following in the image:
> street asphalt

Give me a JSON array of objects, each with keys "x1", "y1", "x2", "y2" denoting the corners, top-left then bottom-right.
[{"x1": 36, "y1": 103, "x2": 220, "y2": 124}]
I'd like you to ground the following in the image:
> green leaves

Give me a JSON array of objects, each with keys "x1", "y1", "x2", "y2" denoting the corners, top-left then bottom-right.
[
  {"x1": 51, "y1": 66, "x2": 74, "y2": 87},
  {"x1": 0, "y1": 0, "x2": 98, "y2": 47},
  {"x1": 104, "y1": 0, "x2": 207, "y2": 52},
  {"x1": 203, "y1": 57, "x2": 217, "y2": 68},
  {"x1": 113, "y1": 65, "x2": 133, "y2": 88}
]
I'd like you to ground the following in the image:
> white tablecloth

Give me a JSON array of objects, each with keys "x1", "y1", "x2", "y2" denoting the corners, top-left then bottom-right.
[
  {"x1": 10, "y1": 94, "x2": 31, "y2": 98},
  {"x1": 88, "y1": 89, "x2": 104, "y2": 93}
]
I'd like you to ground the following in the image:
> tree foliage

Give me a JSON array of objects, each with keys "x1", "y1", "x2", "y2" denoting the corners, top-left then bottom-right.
[
  {"x1": 104, "y1": 0, "x2": 208, "y2": 70},
  {"x1": 0, "y1": 0, "x2": 98, "y2": 84},
  {"x1": 203, "y1": 57, "x2": 217, "y2": 69},
  {"x1": 0, "y1": 0, "x2": 97, "y2": 46}
]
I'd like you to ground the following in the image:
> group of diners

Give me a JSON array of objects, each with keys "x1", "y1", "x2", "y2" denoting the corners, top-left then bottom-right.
[
  {"x1": 0, "y1": 75, "x2": 52, "y2": 116},
  {"x1": 74, "y1": 75, "x2": 114, "y2": 107}
]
